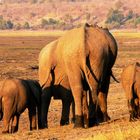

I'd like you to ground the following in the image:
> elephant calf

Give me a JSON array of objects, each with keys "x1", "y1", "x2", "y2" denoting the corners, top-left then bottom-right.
[
  {"x1": 121, "y1": 62, "x2": 140, "y2": 121},
  {"x1": 0, "y1": 79, "x2": 42, "y2": 133}
]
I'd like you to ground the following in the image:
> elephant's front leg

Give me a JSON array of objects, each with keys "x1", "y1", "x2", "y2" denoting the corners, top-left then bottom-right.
[
  {"x1": 41, "y1": 88, "x2": 51, "y2": 128},
  {"x1": 28, "y1": 104, "x2": 37, "y2": 130},
  {"x1": 60, "y1": 98, "x2": 71, "y2": 126},
  {"x1": 11, "y1": 115, "x2": 20, "y2": 133}
]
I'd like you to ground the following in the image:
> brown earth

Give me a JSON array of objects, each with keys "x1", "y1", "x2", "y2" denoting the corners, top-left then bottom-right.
[{"x1": 0, "y1": 34, "x2": 140, "y2": 140}]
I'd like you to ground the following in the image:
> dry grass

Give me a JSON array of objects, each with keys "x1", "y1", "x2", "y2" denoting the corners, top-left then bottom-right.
[{"x1": 0, "y1": 30, "x2": 64, "y2": 37}]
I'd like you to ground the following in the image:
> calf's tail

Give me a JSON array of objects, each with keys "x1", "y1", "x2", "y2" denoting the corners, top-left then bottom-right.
[{"x1": 0, "y1": 97, "x2": 3, "y2": 121}]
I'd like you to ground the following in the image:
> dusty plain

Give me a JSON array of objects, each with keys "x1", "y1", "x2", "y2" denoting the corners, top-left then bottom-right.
[{"x1": 0, "y1": 31, "x2": 140, "y2": 140}]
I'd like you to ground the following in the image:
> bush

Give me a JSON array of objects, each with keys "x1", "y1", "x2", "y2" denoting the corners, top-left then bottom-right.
[
  {"x1": 0, "y1": 16, "x2": 6, "y2": 29},
  {"x1": 126, "y1": 10, "x2": 134, "y2": 20},
  {"x1": 0, "y1": 16, "x2": 14, "y2": 30},
  {"x1": 135, "y1": 17, "x2": 140, "y2": 26},
  {"x1": 106, "y1": 8, "x2": 124, "y2": 24},
  {"x1": 6, "y1": 20, "x2": 14, "y2": 29},
  {"x1": 14, "y1": 23, "x2": 22, "y2": 30},
  {"x1": 23, "y1": 22, "x2": 30, "y2": 29},
  {"x1": 41, "y1": 18, "x2": 60, "y2": 29},
  {"x1": 41, "y1": 19, "x2": 48, "y2": 28}
]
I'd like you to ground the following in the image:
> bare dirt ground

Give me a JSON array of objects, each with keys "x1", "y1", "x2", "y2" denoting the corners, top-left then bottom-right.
[{"x1": 0, "y1": 34, "x2": 140, "y2": 140}]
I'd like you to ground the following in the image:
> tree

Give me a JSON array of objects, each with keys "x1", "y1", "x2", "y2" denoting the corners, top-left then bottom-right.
[
  {"x1": 106, "y1": 8, "x2": 124, "y2": 24},
  {"x1": 6, "y1": 20, "x2": 13, "y2": 29},
  {"x1": 126, "y1": 10, "x2": 134, "y2": 20},
  {"x1": 23, "y1": 22, "x2": 30, "y2": 29}
]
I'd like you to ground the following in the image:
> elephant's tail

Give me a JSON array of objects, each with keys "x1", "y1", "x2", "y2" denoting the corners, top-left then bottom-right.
[
  {"x1": 110, "y1": 71, "x2": 120, "y2": 83},
  {"x1": 0, "y1": 97, "x2": 2, "y2": 111},
  {"x1": 0, "y1": 97, "x2": 3, "y2": 121}
]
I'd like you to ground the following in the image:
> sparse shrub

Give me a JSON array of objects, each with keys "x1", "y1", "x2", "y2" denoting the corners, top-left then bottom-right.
[
  {"x1": 126, "y1": 10, "x2": 134, "y2": 20},
  {"x1": 6, "y1": 20, "x2": 13, "y2": 29},
  {"x1": 41, "y1": 18, "x2": 48, "y2": 28},
  {"x1": 135, "y1": 17, "x2": 140, "y2": 26},
  {"x1": 31, "y1": 0, "x2": 38, "y2": 4},
  {"x1": 48, "y1": 18, "x2": 59, "y2": 25},
  {"x1": 41, "y1": 18, "x2": 60, "y2": 29},
  {"x1": 0, "y1": 16, "x2": 14, "y2": 30},
  {"x1": 23, "y1": 22, "x2": 30, "y2": 29},
  {"x1": 106, "y1": 8, "x2": 124, "y2": 24},
  {"x1": 14, "y1": 23, "x2": 22, "y2": 30}
]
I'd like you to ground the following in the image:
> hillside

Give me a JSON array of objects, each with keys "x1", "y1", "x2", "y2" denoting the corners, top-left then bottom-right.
[{"x1": 0, "y1": 0, "x2": 140, "y2": 30}]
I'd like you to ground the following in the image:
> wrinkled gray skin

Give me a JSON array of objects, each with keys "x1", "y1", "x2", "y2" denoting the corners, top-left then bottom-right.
[
  {"x1": 0, "y1": 79, "x2": 42, "y2": 133},
  {"x1": 39, "y1": 24, "x2": 118, "y2": 128},
  {"x1": 121, "y1": 62, "x2": 140, "y2": 121}
]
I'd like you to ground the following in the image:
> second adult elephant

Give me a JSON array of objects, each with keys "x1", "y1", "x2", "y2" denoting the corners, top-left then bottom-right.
[
  {"x1": 121, "y1": 62, "x2": 140, "y2": 121},
  {"x1": 39, "y1": 24, "x2": 118, "y2": 128}
]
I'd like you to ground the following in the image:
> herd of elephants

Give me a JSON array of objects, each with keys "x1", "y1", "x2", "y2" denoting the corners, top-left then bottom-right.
[{"x1": 0, "y1": 23, "x2": 140, "y2": 134}]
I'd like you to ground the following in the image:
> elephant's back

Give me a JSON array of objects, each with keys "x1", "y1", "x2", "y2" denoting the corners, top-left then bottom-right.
[
  {"x1": 121, "y1": 64, "x2": 135, "y2": 92},
  {"x1": 85, "y1": 26, "x2": 109, "y2": 52},
  {"x1": 0, "y1": 79, "x2": 18, "y2": 94},
  {"x1": 0, "y1": 79, "x2": 26, "y2": 97}
]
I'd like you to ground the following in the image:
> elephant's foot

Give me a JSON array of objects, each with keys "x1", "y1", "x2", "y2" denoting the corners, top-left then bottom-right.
[
  {"x1": 60, "y1": 119, "x2": 69, "y2": 126},
  {"x1": 83, "y1": 115, "x2": 89, "y2": 129},
  {"x1": 71, "y1": 117, "x2": 75, "y2": 124},
  {"x1": 2, "y1": 129, "x2": 9, "y2": 134},
  {"x1": 89, "y1": 117, "x2": 99, "y2": 127},
  {"x1": 40, "y1": 123, "x2": 48, "y2": 129},
  {"x1": 30, "y1": 126, "x2": 37, "y2": 131},
  {"x1": 74, "y1": 115, "x2": 83, "y2": 128},
  {"x1": 129, "y1": 117, "x2": 138, "y2": 122},
  {"x1": 11, "y1": 126, "x2": 18, "y2": 133},
  {"x1": 129, "y1": 111, "x2": 137, "y2": 122},
  {"x1": 103, "y1": 113, "x2": 111, "y2": 122}
]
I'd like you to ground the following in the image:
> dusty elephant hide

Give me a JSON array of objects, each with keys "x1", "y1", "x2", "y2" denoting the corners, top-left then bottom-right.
[
  {"x1": 0, "y1": 78, "x2": 42, "y2": 133},
  {"x1": 39, "y1": 23, "x2": 118, "y2": 128},
  {"x1": 121, "y1": 62, "x2": 140, "y2": 121}
]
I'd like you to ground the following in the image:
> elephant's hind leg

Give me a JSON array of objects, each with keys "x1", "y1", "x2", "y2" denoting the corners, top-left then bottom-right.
[
  {"x1": 11, "y1": 115, "x2": 20, "y2": 133},
  {"x1": 67, "y1": 72, "x2": 84, "y2": 128},
  {"x1": 2, "y1": 97, "x2": 15, "y2": 133},
  {"x1": 82, "y1": 90, "x2": 89, "y2": 128},
  {"x1": 41, "y1": 88, "x2": 51, "y2": 128},
  {"x1": 28, "y1": 103, "x2": 37, "y2": 130},
  {"x1": 98, "y1": 76, "x2": 111, "y2": 122}
]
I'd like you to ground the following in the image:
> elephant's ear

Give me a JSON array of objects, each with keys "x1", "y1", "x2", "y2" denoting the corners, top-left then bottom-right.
[
  {"x1": 39, "y1": 61, "x2": 51, "y2": 88},
  {"x1": 136, "y1": 62, "x2": 140, "y2": 72},
  {"x1": 38, "y1": 40, "x2": 57, "y2": 88},
  {"x1": 38, "y1": 47, "x2": 51, "y2": 88}
]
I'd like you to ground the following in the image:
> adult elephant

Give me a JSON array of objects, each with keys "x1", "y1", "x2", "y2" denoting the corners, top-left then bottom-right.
[
  {"x1": 121, "y1": 62, "x2": 140, "y2": 121},
  {"x1": 0, "y1": 79, "x2": 42, "y2": 133},
  {"x1": 88, "y1": 27, "x2": 118, "y2": 125},
  {"x1": 39, "y1": 23, "x2": 118, "y2": 128}
]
